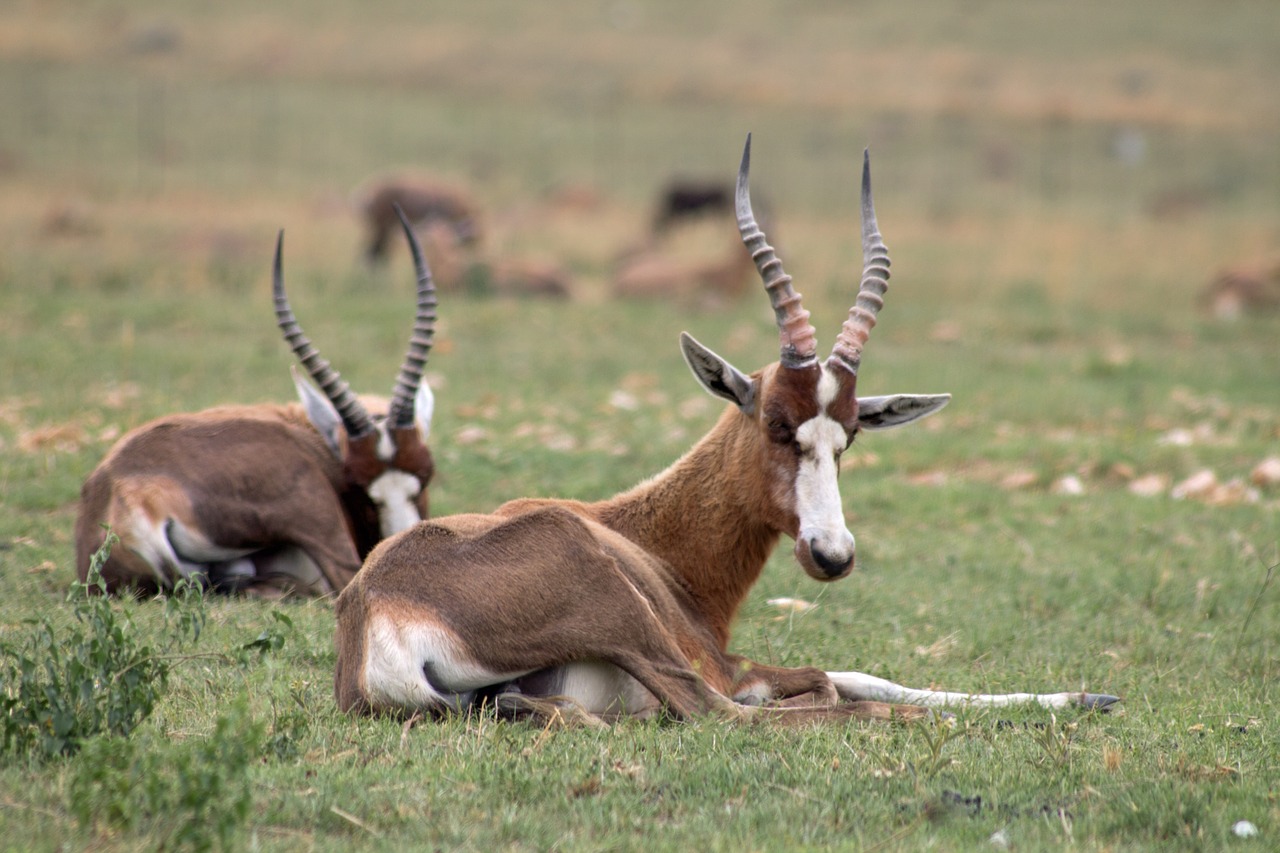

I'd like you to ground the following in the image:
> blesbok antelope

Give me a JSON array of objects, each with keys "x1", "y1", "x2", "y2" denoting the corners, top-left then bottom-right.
[
  {"x1": 1200, "y1": 257, "x2": 1280, "y2": 320},
  {"x1": 334, "y1": 137, "x2": 1119, "y2": 722},
  {"x1": 358, "y1": 176, "x2": 482, "y2": 266},
  {"x1": 611, "y1": 223, "x2": 757, "y2": 303},
  {"x1": 650, "y1": 178, "x2": 736, "y2": 236},
  {"x1": 415, "y1": 220, "x2": 572, "y2": 299},
  {"x1": 75, "y1": 210, "x2": 439, "y2": 597}
]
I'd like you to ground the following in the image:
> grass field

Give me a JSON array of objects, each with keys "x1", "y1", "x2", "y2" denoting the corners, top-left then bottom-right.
[{"x1": 2, "y1": 1, "x2": 1279, "y2": 849}]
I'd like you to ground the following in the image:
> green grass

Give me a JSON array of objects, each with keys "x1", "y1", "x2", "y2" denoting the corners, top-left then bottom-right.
[{"x1": 2, "y1": 0, "x2": 1280, "y2": 850}]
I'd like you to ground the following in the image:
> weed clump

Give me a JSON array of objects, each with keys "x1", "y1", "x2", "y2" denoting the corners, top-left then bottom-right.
[{"x1": 0, "y1": 533, "x2": 206, "y2": 759}]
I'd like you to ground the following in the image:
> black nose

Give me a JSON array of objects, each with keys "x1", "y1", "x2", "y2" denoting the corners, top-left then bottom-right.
[{"x1": 811, "y1": 546, "x2": 853, "y2": 578}]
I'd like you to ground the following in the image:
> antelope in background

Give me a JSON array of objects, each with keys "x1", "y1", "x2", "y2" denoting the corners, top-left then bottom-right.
[
  {"x1": 334, "y1": 137, "x2": 1119, "y2": 723},
  {"x1": 610, "y1": 222, "x2": 757, "y2": 304},
  {"x1": 415, "y1": 220, "x2": 572, "y2": 299},
  {"x1": 650, "y1": 177, "x2": 737, "y2": 236},
  {"x1": 75, "y1": 210, "x2": 438, "y2": 597},
  {"x1": 1200, "y1": 256, "x2": 1280, "y2": 320},
  {"x1": 358, "y1": 176, "x2": 482, "y2": 266}
]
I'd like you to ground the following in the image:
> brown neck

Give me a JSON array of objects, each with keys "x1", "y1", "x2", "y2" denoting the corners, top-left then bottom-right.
[{"x1": 589, "y1": 407, "x2": 782, "y2": 649}]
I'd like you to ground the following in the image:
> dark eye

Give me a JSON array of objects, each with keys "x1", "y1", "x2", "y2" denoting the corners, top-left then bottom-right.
[{"x1": 767, "y1": 419, "x2": 795, "y2": 446}]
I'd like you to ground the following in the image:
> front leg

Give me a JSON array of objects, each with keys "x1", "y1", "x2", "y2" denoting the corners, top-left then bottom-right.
[
  {"x1": 826, "y1": 670, "x2": 1121, "y2": 711},
  {"x1": 727, "y1": 656, "x2": 837, "y2": 706}
]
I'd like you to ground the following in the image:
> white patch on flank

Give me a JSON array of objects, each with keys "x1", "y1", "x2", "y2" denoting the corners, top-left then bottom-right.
[
  {"x1": 124, "y1": 514, "x2": 189, "y2": 587},
  {"x1": 793, "y1": 413, "x2": 855, "y2": 562},
  {"x1": 255, "y1": 546, "x2": 328, "y2": 594},
  {"x1": 158, "y1": 517, "x2": 255, "y2": 585},
  {"x1": 367, "y1": 470, "x2": 423, "y2": 535},
  {"x1": 554, "y1": 661, "x2": 660, "y2": 718},
  {"x1": 363, "y1": 613, "x2": 521, "y2": 713}
]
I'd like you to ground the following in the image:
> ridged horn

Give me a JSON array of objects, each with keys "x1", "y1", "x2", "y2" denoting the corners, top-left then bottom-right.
[
  {"x1": 273, "y1": 231, "x2": 375, "y2": 439},
  {"x1": 737, "y1": 134, "x2": 817, "y2": 368},
  {"x1": 386, "y1": 205, "x2": 439, "y2": 429},
  {"x1": 830, "y1": 149, "x2": 890, "y2": 374}
]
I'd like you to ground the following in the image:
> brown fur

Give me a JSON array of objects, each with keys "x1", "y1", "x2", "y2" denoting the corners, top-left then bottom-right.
[
  {"x1": 1201, "y1": 258, "x2": 1280, "y2": 319},
  {"x1": 335, "y1": 362, "x2": 901, "y2": 723},
  {"x1": 611, "y1": 236, "x2": 756, "y2": 302},
  {"x1": 76, "y1": 400, "x2": 433, "y2": 597}
]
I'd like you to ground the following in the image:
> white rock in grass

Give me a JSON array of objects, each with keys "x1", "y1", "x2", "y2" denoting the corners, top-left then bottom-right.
[
  {"x1": 1232, "y1": 820, "x2": 1258, "y2": 838},
  {"x1": 1172, "y1": 469, "x2": 1217, "y2": 500},
  {"x1": 1128, "y1": 473, "x2": 1170, "y2": 497},
  {"x1": 766, "y1": 597, "x2": 815, "y2": 613},
  {"x1": 1251, "y1": 457, "x2": 1280, "y2": 488},
  {"x1": 1052, "y1": 474, "x2": 1085, "y2": 496},
  {"x1": 989, "y1": 829, "x2": 1011, "y2": 848}
]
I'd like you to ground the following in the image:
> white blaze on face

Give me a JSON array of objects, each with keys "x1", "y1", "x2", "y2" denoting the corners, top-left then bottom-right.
[
  {"x1": 367, "y1": 470, "x2": 423, "y2": 536},
  {"x1": 792, "y1": 368, "x2": 855, "y2": 564},
  {"x1": 368, "y1": 424, "x2": 423, "y2": 536}
]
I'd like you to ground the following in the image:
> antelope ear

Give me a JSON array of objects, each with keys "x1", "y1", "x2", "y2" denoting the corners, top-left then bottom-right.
[
  {"x1": 857, "y1": 393, "x2": 951, "y2": 430},
  {"x1": 291, "y1": 366, "x2": 344, "y2": 457},
  {"x1": 413, "y1": 381, "x2": 435, "y2": 441},
  {"x1": 680, "y1": 332, "x2": 757, "y2": 414}
]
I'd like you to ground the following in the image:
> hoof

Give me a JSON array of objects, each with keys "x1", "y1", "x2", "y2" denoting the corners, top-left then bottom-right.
[{"x1": 1080, "y1": 693, "x2": 1122, "y2": 711}]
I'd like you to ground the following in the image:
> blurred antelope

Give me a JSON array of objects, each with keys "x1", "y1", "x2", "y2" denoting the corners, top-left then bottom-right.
[
  {"x1": 1200, "y1": 257, "x2": 1280, "y2": 320},
  {"x1": 416, "y1": 220, "x2": 571, "y2": 299},
  {"x1": 650, "y1": 177, "x2": 736, "y2": 236},
  {"x1": 358, "y1": 176, "x2": 482, "y2": 266},
  {"x1": 611, "y1": 225, "x2": 756, "y2": 303},
  {"x1": 76, "y1": 210, "x2": 438, "y2": 597},
  {"x1": 335, "y1": 138, "x2": 1118, "y2": 722}
]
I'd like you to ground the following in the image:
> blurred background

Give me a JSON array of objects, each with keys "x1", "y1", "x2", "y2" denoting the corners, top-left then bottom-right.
[{"x1": 2, "y1": 0, "x2": 1276, "y2": 304}]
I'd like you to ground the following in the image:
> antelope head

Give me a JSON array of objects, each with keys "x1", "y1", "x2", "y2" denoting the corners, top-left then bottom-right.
[
  {"x1": 682, "y1": 135, "x2": 950, "y2": 581},
  {"x1": 274, "y1": 206, "x2": 438, "y2": 551}
]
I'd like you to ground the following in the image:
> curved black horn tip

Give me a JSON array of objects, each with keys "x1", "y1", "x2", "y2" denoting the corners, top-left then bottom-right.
[
  {"x1": 272, "y1": 229, "x2": 284, "y2": 288},
  {"x1": 736, "y1": 133, "x2": 754, "y2": 217},
  {"x1": 393, "y1": 202, "x2": 431, "y2": 278},
  {"x1": 393, "y1": 202, "x2": 413, "y2": 234}
]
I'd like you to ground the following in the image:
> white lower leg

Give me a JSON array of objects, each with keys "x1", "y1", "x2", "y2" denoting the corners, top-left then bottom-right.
[{"x1": 825, "y1": 671, "x2": 1117, "y2": 710}]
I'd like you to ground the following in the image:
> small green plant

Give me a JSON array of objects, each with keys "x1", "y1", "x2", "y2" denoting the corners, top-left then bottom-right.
[
  {"x1": 909, "y1": 715, "x2": 964, "y2": 780},
  {"x1": 0, "y1": 533, "x2": 206, "y2": 759},
  {"x1": 238, "y1": 609, "x2": 296, "y2": 662},
  {"x1": 69, "y1": 697, "x2": 262, "y2": 851},
  {"x1": 264, "y1": 679, "x2": 314, "y2": 761},
  {"x1": 1029, "y1": 713, "x2": 1080, "y2": 769}
]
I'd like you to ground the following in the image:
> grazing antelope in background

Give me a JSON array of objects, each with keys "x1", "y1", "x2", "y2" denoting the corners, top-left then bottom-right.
[
  {"x1": 358, "y1": 176, "x2": 482, "y2": 266},
  {"x1": 650, "y1": 177, "x2": 737, "y2": 236},
  {"x1": 334, "y1": 138, "x2": 1119, "y2": 722},
  {"x1": 75, "y1": 210, "x2": 438, "y2": 597}
]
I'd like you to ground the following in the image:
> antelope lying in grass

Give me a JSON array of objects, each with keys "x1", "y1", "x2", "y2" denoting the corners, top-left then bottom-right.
[
  {"x1": 335, "y1": 138, "x2": 1119, "y2": 723},
  {"x1": 75, "y1": 210, "x2": 438, "y2": 597},
  {"x1": 611, "y1": 225, "x2": 756, "y2": 303}
]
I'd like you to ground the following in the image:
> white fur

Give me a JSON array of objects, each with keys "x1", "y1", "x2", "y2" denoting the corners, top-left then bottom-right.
[
  {"x1": 793, "y1": 414, "x2": 855, "y2": 564},
  {"x1": 363, "y1": 613, "x2": 519, "y2": 712},
  {"x1": 554, "y1": 661, "x2": 661, "y2": 718},
  {"x1": 367, "y1": 470, "x2": 424, "y2": 535},
  {"x1": 826, "y1": 671, "x2": 1086, "y2": 709}
]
